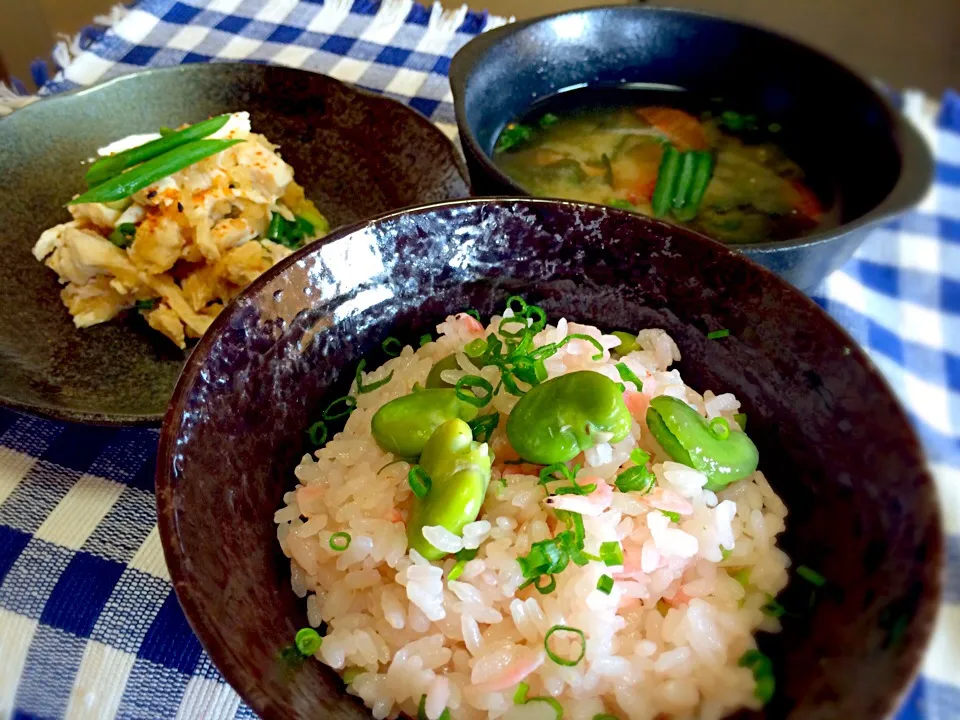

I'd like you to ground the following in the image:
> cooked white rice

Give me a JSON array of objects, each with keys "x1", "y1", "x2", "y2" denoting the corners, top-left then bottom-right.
[{"x1": 276, "y1": 311, "x2": 790, "y2": 720}]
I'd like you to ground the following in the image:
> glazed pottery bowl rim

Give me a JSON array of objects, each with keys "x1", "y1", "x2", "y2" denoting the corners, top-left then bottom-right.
[
  {"x1": 449, "y1": 4, "x2": 934, "y2": 254},
  {"x1": 0, "y1": 62, "x2": 468, "y2": 426},
  {"x1": 157, "y1": 196, "x2": 943, "y2": 720}
]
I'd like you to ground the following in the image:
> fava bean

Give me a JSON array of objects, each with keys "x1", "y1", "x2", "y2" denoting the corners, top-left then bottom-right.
[
  {"x1": 407, "y1": 419, "x2": 491, "y2": 559},
  {"x1": 425, "y1": 354, "x2": 460, "y2": 389},
  {"x1": 506, "y1": 371, "x2": 632, "y2": 464},
  {"x1": 612, "y1": 331, "x2": 639, "y2": 355},
  {"x1": 646, "y1": 395, "x2": 758, "y2": 490},
  {"x1": 371, "y1": 389, "x2": 478, "y2": 457}
]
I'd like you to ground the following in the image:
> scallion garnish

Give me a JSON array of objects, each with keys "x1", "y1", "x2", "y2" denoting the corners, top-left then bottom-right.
[
  {"x1": 707, "y1": 329, "x2": 731, "y2": 340},
  {"x1": 455, "y1": 375, "x2": 494, "y2": 407},
  {"x1": 557, "y1": 333, "x2": 604, "y2": 361},
  {"x1": 534, "y1": 574, "x2": 557, "y2": 595},
  {"x1": 525, "y1": 305, "x2": 547, "y2": 332},
  {"x1": 355, "y1": 358, "x2": 394, "y2": 394},
  {"x1": 629, "y1": 448, "x2": 650, "y2": 466},
  {"x1": 134, "y1": 298, "x2": 157, "y2": 311},
  {"x1": 419, "y1": 334, "x2": 432, "y2": 347},
  {"x1": 381, "y1": 337, "x2": 402, "y2": 357},
  {"x1": 709, "y1": 416, "x2": 730, "y2": 439},
  {"x1": 464, "y1": 338, "x2": 487, "y2": 357},
  {"x1": 733, "y1": 412, "x2": 748, "y2": 430},
  {"x1": 599, "y1": 541, "x2": 623, "y2": 567},
  {"x1": 448, "y1": 548, "x2": 478, "y2": 582},
  {"x1": 526, "y1": 697, "x2": 563, "y2": 718},
  {"x1": 662, "y1": 510, "x2": 681, "y2": 523},
  {"x1": 408, "y1": 465, "x2": 431, "y2": 499},
  {"x1": 797, "y1": 565, "x2": 826, "y2": 587},
  {"x1": 108, "y1": 223, "x2": 137, "y2": 248},
  {"x1": 495, "y1": 124, "x2": 533, "y2": 153},
  {"x1": 499, "y1": 316, "x2": 528, "y2": 339},
  {"x1": 467, "y1": 412, "x2": 499, "y2": 443},
  {"x1": 615, "y1": 362, "x2": 643, "y2": 390},
  {"x1": 738, "y1": 649, "x2": 775, "y2": 704},
  {"x1": 322, "y1": 395, "x2": 356, "y2": 420},
  {"x1": 539, "y1": 113, "x2": 559, "y2": 128},
  {"x1": 506, "y1": 295, "x2": 528, "y2": 315},
  {"x1": 544, "y1": 625, "x2": 586, "y2": 667},
  {"x1": 539, "y1": 462, "x2": 577, "y2": 486},
  {"x1": 329, "y1": 532, "x2": 351, "y2": 551},
  {"x1": 294, "y1": 627, "x2": 322, "y2": 656},
  {"x1": 597, "y1": 574, "x2": 614, "y2": 594},
  {"x1": 465, "y1": 309, "x2": 481, "y2": 322},
  {"x1": 761, "y1": 594, "x2": 786, "y2": 618},
  {"x1": 307, "y1": 420, "x2": 328, "y2": 447},
  {"x1": 614, "y1": 465, "x2": 656, "y2": 494},
  {"x1": 720, "y1": 546, "x2": 733, "y2": 561},
  {"x1": 513, "y1": 682, "x2": 529, "y2": 704}
]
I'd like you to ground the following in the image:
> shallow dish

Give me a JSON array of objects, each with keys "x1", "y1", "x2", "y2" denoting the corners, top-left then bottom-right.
[
  {"x1": 449, "y1": 6, "x2": 933, "y2": 290},
  {"x1": 157, "y1": 198, "x2": 941, "y2": 719},
  {"x1": 0, "y1": 63, "x2": 468, "y2": 424}
]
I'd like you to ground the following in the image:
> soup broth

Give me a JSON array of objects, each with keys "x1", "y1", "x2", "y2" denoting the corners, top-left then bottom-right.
[{"x1": 493, "y1": 88, "x2": 836, "y2": 244}]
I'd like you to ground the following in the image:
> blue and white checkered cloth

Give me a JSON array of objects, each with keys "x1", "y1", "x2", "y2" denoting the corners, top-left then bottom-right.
[{"x1": 0, "y1": 1, "x2": 957, "y2": 717}]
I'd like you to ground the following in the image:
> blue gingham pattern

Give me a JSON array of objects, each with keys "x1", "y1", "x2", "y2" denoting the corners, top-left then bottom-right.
[{"x1": 0, "y1": 1, "x2": 957, "y2": 717}]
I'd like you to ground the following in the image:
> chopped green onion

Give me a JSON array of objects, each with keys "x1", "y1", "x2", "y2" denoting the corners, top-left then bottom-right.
[
  {"x1": 342, "y1": 667, "x2": 362, "y2": 684},
  {"x1": 614, "y1": 362, "x2": 643, "y2": 390},
  {"x1": 597, "y1": 574, "x2": 614, "y2": 594},
  {"x1": 266, "y1": 212, "x2": 316, "y2": 249},
  {"x1": 408, "y1": 465, "x2": 431, "y2": 499},
  {"x1": 499, "y1": 316, "x2": 529, "y2": 339},
  {"x1": 71, "y1": 139, "x2": 244, "y2": 205},
  {"x1": 614, "y1": 466, "x2": 656, "y2": 494},
  {"x1": 539, "y1": 113, "x2": 559, "y2": 128},
  {"x1": 465, "y1": 309, "x2": 481, "y2": 321},
  {"x1": 419, "y1": 334, "x2": 432, "y2": 347},
  {"x1": 539, "y1": 462, "x2": 577, "y2": 485},
  {"x1": 467, "y1": 412, "x2": 499, "y2": 443},
  {"x1": 599, "y1": 541, "x2": 623, "y2": 567},
  {"x1": 514, "y1": 682, "x2": 529, "y2": 704},
  {"x1": 355, "y1": 358, "x2": 394, "y2": 394},
  {"x1": 534, "y1": 574, "x2": 557, "y2": 595},
  {"x1": 525, "y1": 305, "x2": 547, "y2": 332},
  {"x1": 797, "y1": 565, "x2": 826, "y2": 587},
  {"x1": 557, "y1": 333, "x2": 605, "y2": 360},
  {"x1": 134, "y1": 298, "x2": 157, "y2": 311},
  {"x1": 159, "y1": 126, "x2": 176, "y2": 136},
  {"x1": 733, "y1": 413, "x2": 747, "y2": 430},
  {"x1": 448, "y1": 548, "x2": 478, "y2": 582},
  {"x1": 85, "y1": 114, "x2": 232, "y2": 187},
  {"x1": 108, "y1": 223, "x2": 137, "y2": 248},
  {"x1": 738, "y1": 649, "x2": 775, "y2": 704},
  {"x1": 762, "y1": 594, "x2": 786, "y2": 618},
  {"x1": 661, "y1": 510, "x2": 681, "y2": 523},
  {"x1": 329, "y1": 532, "x2": 351, "y2": 551},
  {"x1": 322, "y1": 395, "x2": 356, "y2": 420},
  {"x1": 295, "y1": 627, "x2": 322, "y2": 655},
  {"x1": 381, "y1": 337, "x2": 402, "y2": 357},
  {"x1": 651, "y1": 144, "x2": 682, "y2": 217},
  {"x1": 720, "y1": 546, "x2": 733, "y2": 561},
  {"x1": 506, "y1": 295, "x2": 528, "y2": 315},
  {"x1": 307, "y1": 420, "x2": 328, "y2": 447},
  {"x1": 495, "y1": 124, "x2": 533, "y2": 153},
  {"x1": 464, "y1": 338, "x2": 487, "y2": 357},
  {"x1": 629, "y1": 448, "x2": 650, "y2": 466},
  {"x1": 526, "y1": 697, "x2": 563, "y2": 718},
  {"x1": 455, "y1": 375, "x2": 494, "y2": 407},
  {"x1": 707, "y1": 329, "x2": 730, "y2": 340},
  {"x1": 709, "y1": 416, "x2": 730, "y2": 440},
  {"x1": 732, "y1": 568, "x2": 750, "y2": 586},
  {"x1": 544, "y1": 625, "x2": 586, "y2": 667},
  {"x1": 612, "y1": 331, "x2": 639, "y2": 354}
]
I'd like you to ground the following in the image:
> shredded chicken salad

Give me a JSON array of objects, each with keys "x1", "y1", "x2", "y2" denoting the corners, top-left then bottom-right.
[{"x1": 33, "y1": 112, "x2": 329, "y2": 348}]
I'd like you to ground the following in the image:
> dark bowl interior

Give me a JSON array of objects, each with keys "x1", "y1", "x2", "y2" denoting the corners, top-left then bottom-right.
[
  {"x1": 0, "y1": 62, "x2": 468, "y2": 425},
  {"x1": 449, "y1": 6, "x2": 933, "y2": 289},
  {"x1": 158, "y1": 199, "x2": 941, "y2": 720}
]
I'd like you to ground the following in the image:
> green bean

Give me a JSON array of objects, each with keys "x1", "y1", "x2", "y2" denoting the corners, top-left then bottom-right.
[
  {"x1": 672, "y1": 150, "x2": 698, "y2": 211},
  {"x1": 645, "y1": 395, "x2": 758, "y2": 490},
  {"x1": 407, "y1": 419, "x2": 491, "y2": 560},
  {"x1": 70, "y1": 139, "x2": 244, "y2": 205},
  {"x1": 673, "y1": 152, "x2": 715, "y2": 222},
  {"x1": 651, "y1": 145, "x2": 681, "y2": 217},
  {"x1": 85, "y1": 114, "x2": 232, "y2": 187},
  {"x1": 371, "y1": 389, "x2": 478, "y2": 458},
  {"x1": 506, "y1": 371, "x2": 632, "y2": 464},
  {"x1": 425, "y1": 354, "x2": 460, "y2": 389}
]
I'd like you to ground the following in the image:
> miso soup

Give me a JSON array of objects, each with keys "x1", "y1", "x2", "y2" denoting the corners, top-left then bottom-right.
[{"x1": 492, "y1": 88, "x2": 836, "y2": 244}]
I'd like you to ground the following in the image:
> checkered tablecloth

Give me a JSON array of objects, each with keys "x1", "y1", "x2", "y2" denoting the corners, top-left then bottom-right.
[{"x1": 0, "y1": 1, "x2": 957, "y2": 718}]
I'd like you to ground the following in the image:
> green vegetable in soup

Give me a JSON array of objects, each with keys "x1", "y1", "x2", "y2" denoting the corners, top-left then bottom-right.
[
  {"x1": 645, "y1": 395, "x2": 758, "y2": 490},
  {"x1": 651, "y1": 145, "x2": 682, "y2": 217},
  {"x1": 406, "y1": 419, "x2": 491, "y2": 559},
  {"x1": 507, "y1": 371, "x2": 632, "y2": 464},
  {"x1": 495, "y1": 123, "x2": 534, "y2": 152},
  {"x1": 371, "y1": 389, "x2": 479, "y2": 457}
]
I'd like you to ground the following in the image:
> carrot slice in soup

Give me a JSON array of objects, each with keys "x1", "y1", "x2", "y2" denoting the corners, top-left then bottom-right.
[
  {"x1": 788, "y1": 181, "x2": 823, "y2": 221},
  {"x1": 635, "y1": 107, "x2": 709, "y2": 151}
]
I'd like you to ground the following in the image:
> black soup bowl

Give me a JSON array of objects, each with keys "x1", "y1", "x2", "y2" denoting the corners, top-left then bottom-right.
[
  {"x1": 449, "y1": 6, "x2": 934, "y2": 290},
  {"x1": 158, "y1": 199, "x2": 941, "y2": 720}
]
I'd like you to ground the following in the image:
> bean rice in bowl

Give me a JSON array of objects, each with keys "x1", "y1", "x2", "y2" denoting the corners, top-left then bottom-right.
[{"x1": 275, "y1": 299, "x2": 790, "y2": 720}]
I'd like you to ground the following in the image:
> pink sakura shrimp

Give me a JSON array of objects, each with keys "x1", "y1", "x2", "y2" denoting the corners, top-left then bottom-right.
[
  {"x1": 624, "y1": 389, "x2": 652, "y2": 422},
  {"x1": 471, "y1": 648, "x2": 545, "y2": 693},
  {"x1": 455, "y1": 312, "x2": 485, "y2": 335},
  {"x1": 638, "y1": 487, "x2": 694, "y2": 516},
  {"x1": 296, "y1": 485, "x2": 325, "y2": 517},
  {"x1": 543, "y1": 478, "x2": 613, "y2": 517}
]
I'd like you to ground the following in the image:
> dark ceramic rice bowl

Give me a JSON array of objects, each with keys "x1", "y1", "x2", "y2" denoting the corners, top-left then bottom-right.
[{"x1": 157, "y1": 198, "x2": 941, "y2": 720}]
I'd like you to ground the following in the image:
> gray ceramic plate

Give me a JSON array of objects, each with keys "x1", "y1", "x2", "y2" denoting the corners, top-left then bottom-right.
[{"x1": 0, "y1": 63, "x2": 469, "y2": 425}]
